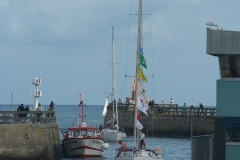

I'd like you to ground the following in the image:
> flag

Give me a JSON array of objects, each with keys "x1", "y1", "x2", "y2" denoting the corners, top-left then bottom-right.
[
  {"x1": 136, "y1": 119, "x2": 143, "y2": 130},
  {"x1": 138, "y1": 94, "x2": 148, "y2": 116},
  {"x1": 138, "y1": 81, "x2": 149, "y2": 104},
  {"x1": 139, "y1": 53, "x2": 147, "y2": 69},
  {"x1": 141, "y1": 98, "x2": 149, "y2": 110},
  {"x1": 138, "y1": 66, "x2": 148, "y2": 82},
  {"x1": 139, "y1": 44, "x2": 144, "y2": 54},
  {"x1": 102, "y1": 98, "x2": 108, "y2": 116},
  {"x1": 137, "y1": 114, "x2": 141, "y2": 120}
]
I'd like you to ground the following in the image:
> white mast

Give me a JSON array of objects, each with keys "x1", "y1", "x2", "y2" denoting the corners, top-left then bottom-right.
[
  {"x1": 32, "y1": 77, "x2": 42, "y2": 110},
  {"x1": 111, "y1": 26, "x2": 118, "y2": 127},
  {"x1": 134, "y1": 0, "x2": 142, "y2": 148}
]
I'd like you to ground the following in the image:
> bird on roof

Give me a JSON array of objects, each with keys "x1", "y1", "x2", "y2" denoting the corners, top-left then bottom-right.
[{"x1": 206, "y1": 22, "x2": 218, "y2": 27}]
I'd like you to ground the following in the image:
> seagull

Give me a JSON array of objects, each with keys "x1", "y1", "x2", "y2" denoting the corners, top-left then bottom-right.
[
  {"x1": 206, "y1": 22, "x2": 218, "y2": 27},
  {"x1": 217, "y1": 27, "x2": 223, "y2": 30}
]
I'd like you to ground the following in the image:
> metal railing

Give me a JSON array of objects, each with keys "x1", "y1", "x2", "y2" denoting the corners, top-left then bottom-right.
[
  {"x1": 149, "y1": 105, "x2": 216, "y2": 116},
  {"x1": 0, "y1": 111, "x2": 56, "y2": 124},
  {"x1": 113, "y1": 104, "x2": 216, "y2": 116}
]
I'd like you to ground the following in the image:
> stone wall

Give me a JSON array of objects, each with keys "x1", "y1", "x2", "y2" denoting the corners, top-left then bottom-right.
[
  {"x1": 0, "y1": 123, "x2": 63, "y2": 160},
  {"x1": 104, "y1": 105, "x2": 215, "y2": 137}
]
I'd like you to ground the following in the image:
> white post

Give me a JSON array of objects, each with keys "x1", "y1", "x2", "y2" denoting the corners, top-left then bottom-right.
[
  {"x1": 11, "y1": 93, "x2": 13, "y2": 123},
  {"x1": 191, "y1": 109, "x2": 193, "y2": 160}
]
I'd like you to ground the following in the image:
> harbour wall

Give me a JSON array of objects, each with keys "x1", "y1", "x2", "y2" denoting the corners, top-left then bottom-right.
[
  {"x1": 104, "y1": 104, "x2": 215, "y2": 137},
  {"x1": 0, "y1": 111, "x2": 63, "y2": 160}
]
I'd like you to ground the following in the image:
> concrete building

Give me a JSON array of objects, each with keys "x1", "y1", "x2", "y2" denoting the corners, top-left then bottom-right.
[{"x1": 207, "y1": 27, "x2": 240, "y2": 160}]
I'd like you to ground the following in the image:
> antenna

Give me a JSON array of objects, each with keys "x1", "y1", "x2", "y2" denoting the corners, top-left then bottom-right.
[{"x1": 79, "y1": 94, "x2": 86, "y2": 126}]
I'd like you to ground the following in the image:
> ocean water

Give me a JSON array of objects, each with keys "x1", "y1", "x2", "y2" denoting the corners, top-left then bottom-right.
[{"x1": 0, "y1": 104, "x2": 191, "y2": 160}]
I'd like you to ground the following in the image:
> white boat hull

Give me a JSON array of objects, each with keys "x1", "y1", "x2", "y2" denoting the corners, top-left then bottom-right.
[
  {"x1": 114, "y1": 149, "x2": 164, "y2": 160},
  {"x1": 115, "y1": 158, "x2": 163, "y2": 160},
  {"x1": 62, "y1": 137, "x2": 104, "y2": 158},
  {"x1": 102, "y1": 129, "x2": 126, "y2": 141}
]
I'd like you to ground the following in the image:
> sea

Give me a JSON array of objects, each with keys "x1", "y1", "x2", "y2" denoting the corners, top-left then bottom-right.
[{"x1": 0, "y1": 104, "x2": 191, "y2": 160}]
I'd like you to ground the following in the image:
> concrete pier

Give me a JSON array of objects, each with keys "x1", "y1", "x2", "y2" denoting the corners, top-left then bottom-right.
[
  {"x1": 104, "y1": 104, "x2": 216, "y2": 137},
  {"x1": 0, "y1": 111, "x2": 63, "y2": 160}
]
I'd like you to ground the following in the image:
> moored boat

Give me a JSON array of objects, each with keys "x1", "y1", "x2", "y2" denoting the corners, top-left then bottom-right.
[
  {"x1": 62, "y1": 94, "x2": 109, "y2": 158},
  {"x1": 102, "y1": 26, "x2": 126, "y2": 142},
  {"x1": 114, "y1": 0, "x2": 164, "y2": 159}
]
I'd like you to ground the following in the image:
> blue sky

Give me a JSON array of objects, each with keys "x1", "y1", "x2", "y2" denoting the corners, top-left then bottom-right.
[{"x1": 1, "y1": 0, "x2": 240, "y2": 106}]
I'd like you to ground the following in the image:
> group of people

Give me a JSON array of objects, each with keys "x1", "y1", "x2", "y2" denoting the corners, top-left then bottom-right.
[
  {"x1": 17, "y1": 104, "x2": 30, "y2": 123},
  {"x1": 110, "y1": 99, "x2": 123, "y2": 105},
  {"x1": 159, "y1": 98, "x2": 175, "y2": 105},
  {"x1": 115, "y1": 139, "x2": 146, "y2": 157},
  {"x1": 16, "y1": 101, "x2": 55, "y2": 123},
  {"x1": 181, "y1": 103, "x2": 206, "y2": 116}
]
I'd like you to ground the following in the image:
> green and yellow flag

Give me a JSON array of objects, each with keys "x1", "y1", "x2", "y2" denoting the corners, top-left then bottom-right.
[
  {"x1": 138, "y1": 66, "x2": 148, "y2": 82},
  {"x1": 139, "y1": 53, "x2": 147, "y2": 69}
]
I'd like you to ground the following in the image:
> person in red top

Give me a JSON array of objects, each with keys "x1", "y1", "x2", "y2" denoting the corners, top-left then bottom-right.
[{"x1": 116, "y1": 140, "x2": 128, "y2": 157}]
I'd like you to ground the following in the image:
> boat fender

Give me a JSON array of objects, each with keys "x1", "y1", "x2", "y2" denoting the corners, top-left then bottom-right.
[
  {"x1": 153, "y1": 147, "x2": 162, "y2": 154},
  {"x1": 102, "y1": 142, "x2": 109, "y2": 150}
]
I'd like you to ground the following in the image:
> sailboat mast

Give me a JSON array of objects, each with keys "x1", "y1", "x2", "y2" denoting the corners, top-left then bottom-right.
[
  {"x1": 134, "y1": 0, "x2": 142, "y2": 148},
  {"x1": 111, "y1": 26, "x2": 118, "y2": 127}
]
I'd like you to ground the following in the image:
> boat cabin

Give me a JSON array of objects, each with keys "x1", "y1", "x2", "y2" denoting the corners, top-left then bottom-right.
[{"x1": 62, "y1": 125, "x2": 103, "y2": 139}]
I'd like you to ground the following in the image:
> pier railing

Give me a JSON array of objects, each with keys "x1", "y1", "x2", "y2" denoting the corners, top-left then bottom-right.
[
  {"x1": 111, "y1": 103, "x2": 216, "y2": 116},
  {"x1": 0, "y1": 110, "x2": 56, "y2": 124}
]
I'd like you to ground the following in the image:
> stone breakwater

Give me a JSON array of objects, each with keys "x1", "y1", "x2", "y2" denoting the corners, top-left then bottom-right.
[
  {"x1": 0, "y1": 123, "x2": 63, "y2": 160},
  {"x1": 104, "y1": 104, "x2": 215, "y2": 137}
]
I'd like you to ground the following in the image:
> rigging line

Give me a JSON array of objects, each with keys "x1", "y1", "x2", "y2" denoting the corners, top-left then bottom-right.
[
  {"x1": 114, "y1": 36, "x2": 123, "y2": 97},
  {"x1": 125, "y1": 0, "x2": 133, "y2": 75},
  {"x1": 104, "y1": 28, "x2": 113, "y2": 100},
  {"x1": 123, "y1": 75, "x2": 126, "y2": 104},
  {"x1": 124, "y1": 0, "x2": 134, "y2": 101},
  {"x1": 146, "y1": 0, "x2": 155, "y2": 100},
  {"x1": 103, "y1": 46, "x2": 110, "y2": 97},
  {"x1": 148, "y1": 0, "x2": 155, "y2": 98},
  {"x1": 124, "y1": 0, "x2": 131, "y2": 100}
]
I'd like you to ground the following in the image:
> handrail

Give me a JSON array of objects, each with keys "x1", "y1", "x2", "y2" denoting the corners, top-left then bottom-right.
[
  {"x1": 0, "y1": 111, "x2": 56, "y2": 124},
  {"x1": 107, "y1": 104, "x2": 216, "y2": 116}
]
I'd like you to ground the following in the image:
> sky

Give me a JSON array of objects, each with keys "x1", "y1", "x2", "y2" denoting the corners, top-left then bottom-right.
[{"x1": 1, "y1": 0, "x2": 240, "y2": 106}]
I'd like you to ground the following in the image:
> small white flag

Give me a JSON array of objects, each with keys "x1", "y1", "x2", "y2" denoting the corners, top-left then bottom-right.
[
  {"x1": 136, "y1": 119, "x2": 143, "y2": 130},
  {"x1": 102, "y1": 98, "x2": 108, "y2": 116},
  {"x1": 138, "y1": 81, "x2": 149, "y2": 105},
  {"x1": 138, "y1": 94, "x2": 148, "y2": 116}
]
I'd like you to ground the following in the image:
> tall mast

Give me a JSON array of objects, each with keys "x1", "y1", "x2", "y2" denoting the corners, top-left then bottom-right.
[
  {"x1": 134, "y1": 0, "x2": 142, "y2": 148},
  {"x1": 111, "y1": 26, "x2": 118, "y2": 127}
]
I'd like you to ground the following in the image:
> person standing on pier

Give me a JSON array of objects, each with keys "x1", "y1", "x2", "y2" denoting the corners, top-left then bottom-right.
[
  {"x1": 182, "y1": 103, "x2": 187, "y2": 115},
  {"x1": 49, "y1": 101, "x2": 54, "y2": 110},
  {"x1": 36, "y1": 103, "x2": 42, "y2": 111},
  {"x1": 170, "y1": 98, "x2": 174, "y2": 104},
  {"x1": 24, "y1": 106, "x2": 30, "y2": 118},
  {"x1": 49, "y1": 101, "x2": 55, "y2": 117},
  {"x1": 199, "y1": 103, "x2": 204, "y2": 116}
]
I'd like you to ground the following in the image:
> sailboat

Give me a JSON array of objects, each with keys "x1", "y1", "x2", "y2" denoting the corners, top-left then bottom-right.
[
  {"x1": 114, "y1": 0, "x2": 164, "y2": 159},
  {"x1": 102, "y1": 26, "x2": 126, "y2": 142}
]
